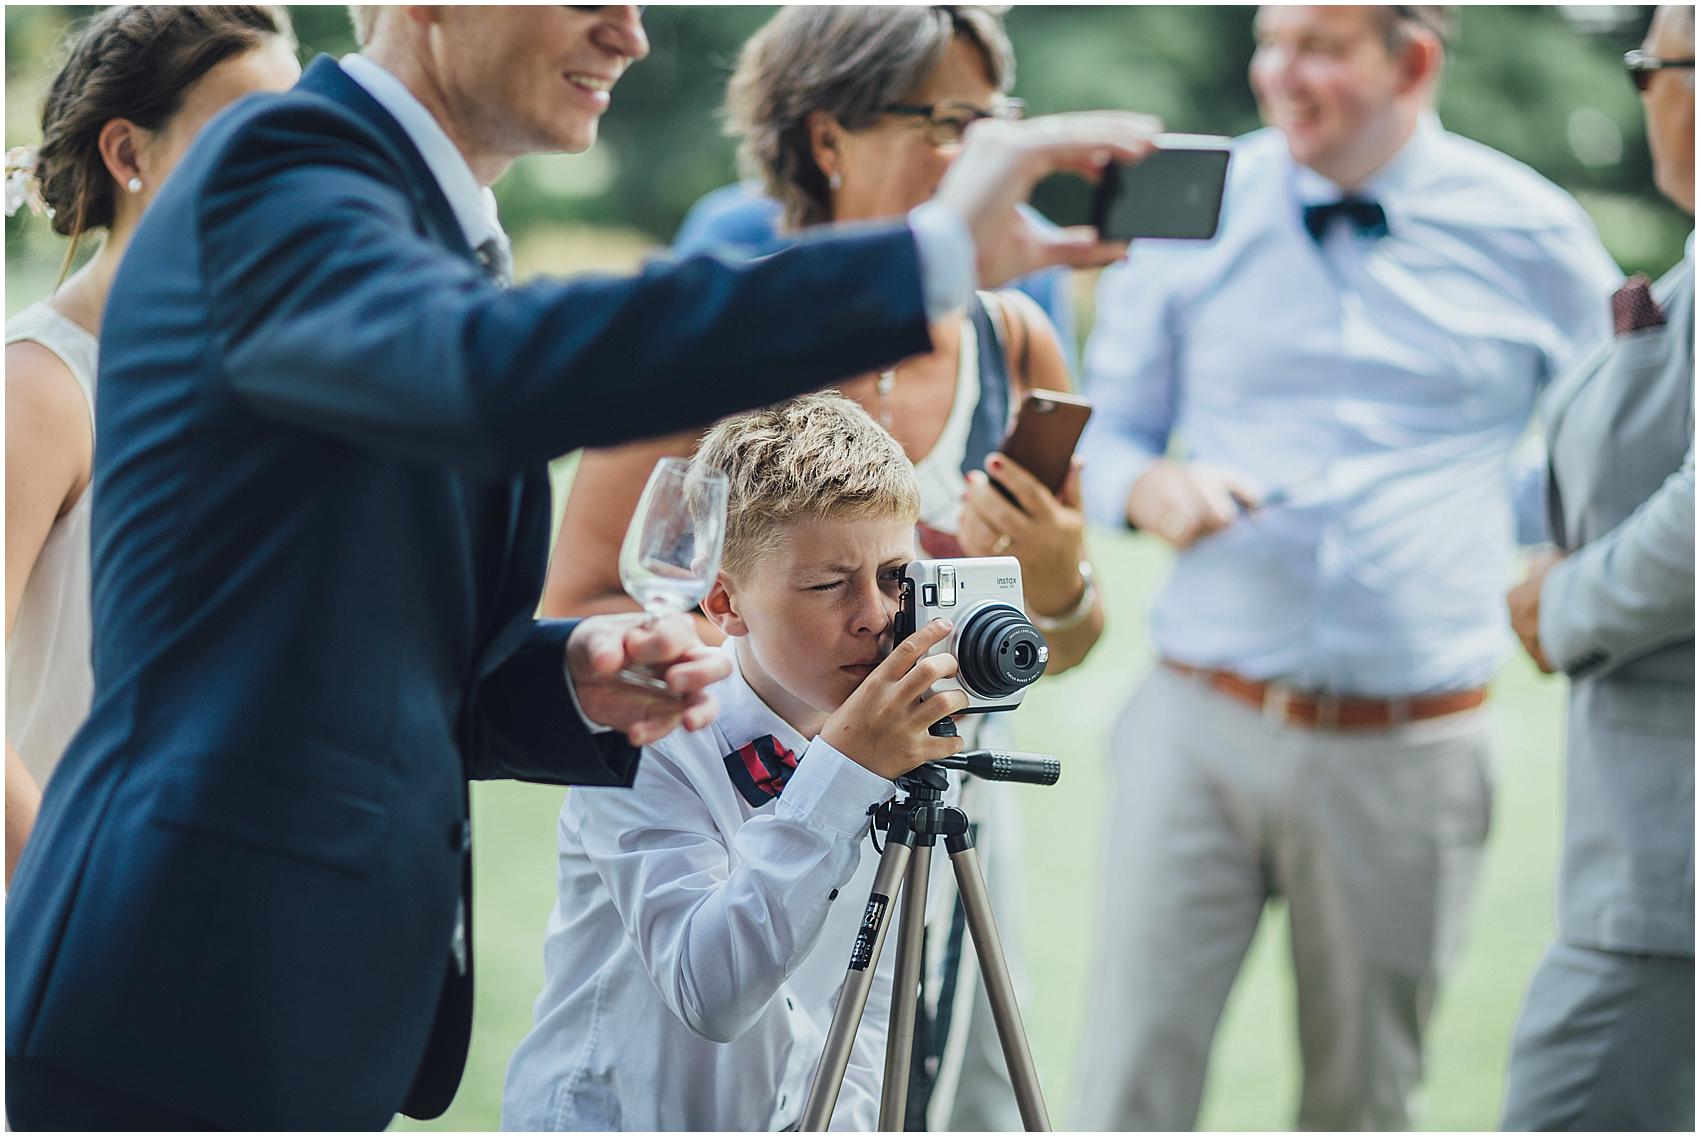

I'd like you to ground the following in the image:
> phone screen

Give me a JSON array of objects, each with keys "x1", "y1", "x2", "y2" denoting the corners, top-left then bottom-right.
[{"x1": 1095, "y1": 140, "x2": 1231, "y2": 242}]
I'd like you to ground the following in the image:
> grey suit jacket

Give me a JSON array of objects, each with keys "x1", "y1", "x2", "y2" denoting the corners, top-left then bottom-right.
[{"x1": 1540, "y1": 243, "x2": 1695, "y2": 957}]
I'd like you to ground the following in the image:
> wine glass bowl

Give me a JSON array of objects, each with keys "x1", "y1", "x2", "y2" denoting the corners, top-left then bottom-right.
[{"x1": 616, "y1": 457, "x2": 729, "y2": 692}]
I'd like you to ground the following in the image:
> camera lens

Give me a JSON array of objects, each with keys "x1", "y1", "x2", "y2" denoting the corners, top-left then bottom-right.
[{"x1": 955, "y1": 603, "x2": 1048, "y2": 699}]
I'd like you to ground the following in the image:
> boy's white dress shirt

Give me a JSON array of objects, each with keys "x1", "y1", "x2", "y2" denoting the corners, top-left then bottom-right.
[{"x1": 502, "y1": 640, "x2": 900, "y2": 1131}]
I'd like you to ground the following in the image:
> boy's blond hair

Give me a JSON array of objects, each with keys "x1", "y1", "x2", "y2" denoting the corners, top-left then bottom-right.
[{"x1": 694, "y1": 392, "x2": 920, "y2": 580}]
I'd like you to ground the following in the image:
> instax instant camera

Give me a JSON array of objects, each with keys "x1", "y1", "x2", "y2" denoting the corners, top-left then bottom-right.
[{"x1": 893, "y1": 556, "x2": 1049, "y2": 714}]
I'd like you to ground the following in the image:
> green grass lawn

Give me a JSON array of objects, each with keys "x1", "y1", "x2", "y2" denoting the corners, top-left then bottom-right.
[{"x1": 396, "y1": 465, "x2": 1568, "y2": 1132}]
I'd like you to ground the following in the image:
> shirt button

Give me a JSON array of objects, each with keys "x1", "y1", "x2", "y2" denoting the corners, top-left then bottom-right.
[
  {"x1": 450, "y1": 818, "x2": 471, "y2": 853},
  {"x1": 828, "y1": 889, "x2": 839, "y2": 901}
]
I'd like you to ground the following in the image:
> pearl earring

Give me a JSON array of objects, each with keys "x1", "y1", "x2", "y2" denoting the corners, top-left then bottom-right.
[
  {"x1": 829, "y1": 171, "x2": 842, "y2": 191},
  {"x1": 126, "y1": 177, "x2": 142, "y2": 194}
]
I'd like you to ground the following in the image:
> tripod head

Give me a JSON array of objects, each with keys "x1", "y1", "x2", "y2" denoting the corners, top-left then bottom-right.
[
  {"x1": 890, "y1": 751, "x2": 1059, "y2": 808},
  {"x1": 878, "y1": 750, "x2": 1061, "y2": 851},
  {"x1": 920, "y1": 718, "x2": 1060, "y2": 786}
]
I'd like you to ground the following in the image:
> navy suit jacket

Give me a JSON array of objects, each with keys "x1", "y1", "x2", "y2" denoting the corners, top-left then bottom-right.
[{"x1": 5, "y1": 56, "x2": 929, "y2": 1128}]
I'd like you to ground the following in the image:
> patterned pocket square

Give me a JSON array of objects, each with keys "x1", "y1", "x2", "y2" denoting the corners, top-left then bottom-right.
[{"x1": 1611, "y1": 273, "x2": 1666, "y2": 336}]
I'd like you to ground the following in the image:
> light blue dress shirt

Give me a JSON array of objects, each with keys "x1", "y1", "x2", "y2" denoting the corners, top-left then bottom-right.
[{"x1": 1080, "y1": 118, "x2": 1623, "y2": 696}]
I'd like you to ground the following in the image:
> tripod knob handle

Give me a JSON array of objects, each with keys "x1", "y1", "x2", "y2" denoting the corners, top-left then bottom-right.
[{"x1": 934, "y1": 750, "x2": 1061, "y2": 785}]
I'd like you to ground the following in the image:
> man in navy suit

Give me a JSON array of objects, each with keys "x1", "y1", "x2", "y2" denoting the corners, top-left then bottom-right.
[{"x1": 5, "y1": 5, "x2": 1154, "y2": 1129}]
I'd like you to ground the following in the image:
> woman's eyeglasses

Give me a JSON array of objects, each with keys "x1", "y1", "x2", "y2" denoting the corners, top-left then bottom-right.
[
  {"x1": 1624, "y1": 49, "x2": 1694, "y2": 93},
  {"x1": 881, "y1": 99, "x2": 1026, "y2": 147}
]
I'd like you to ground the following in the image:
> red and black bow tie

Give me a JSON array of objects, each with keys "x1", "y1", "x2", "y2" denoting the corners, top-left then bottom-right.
[{"x1": 724, "y1": 734, "x2": 799, "y2": 806}]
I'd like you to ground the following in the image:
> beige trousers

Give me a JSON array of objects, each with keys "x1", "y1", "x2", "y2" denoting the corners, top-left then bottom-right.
[{"x1": 1074, "y1": 665, "x2": 1494, "y2": 1130}]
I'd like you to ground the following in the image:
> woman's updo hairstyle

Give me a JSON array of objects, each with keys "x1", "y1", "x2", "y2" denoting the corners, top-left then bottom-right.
[
  {"x1": 726, "y1": 6, "x2": 1013, "y2": 232},
  {"x1": 32, "y1": 5, "x2": 293, "y2": 263}
]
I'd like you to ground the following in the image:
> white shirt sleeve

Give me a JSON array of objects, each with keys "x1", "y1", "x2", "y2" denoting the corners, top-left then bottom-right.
[
  {"x1": 908, "y1": 200, "x2": 974, "y2": 321},
  {"x1": 572, "y1": 733, "x2": 896, "y2": 1046},
  {"x1": 1078, "y1": 250, "x2": 1185, "y2": 528}
]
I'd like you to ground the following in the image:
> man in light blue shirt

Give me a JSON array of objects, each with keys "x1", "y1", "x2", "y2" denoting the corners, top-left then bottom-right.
[{"x1": 1073, "y1": 6, "x2": 1622, "y2": 1130}]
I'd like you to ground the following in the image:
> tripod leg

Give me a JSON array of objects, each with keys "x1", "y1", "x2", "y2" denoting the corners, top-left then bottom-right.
[
  {"x1": 880, "y1": 845, "x2": 932, "y2": 1130},
  {"x1": 799, "y1": 835, "x2": 913, "y2": 1131},
  {"x1": 947, "y1": 840, "x2": 1052, "y2": 1131}
]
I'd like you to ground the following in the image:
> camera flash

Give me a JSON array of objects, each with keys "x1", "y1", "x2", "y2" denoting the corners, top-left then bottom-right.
[{"x1": 936, "y1": 564, "x2": 957, "y2": 606}]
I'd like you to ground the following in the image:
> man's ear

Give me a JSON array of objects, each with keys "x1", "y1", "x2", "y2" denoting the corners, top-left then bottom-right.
[
  {"x1": 805, "y1": 110, "x2": 844, "y2": 186},
  {"x1": 1393, "y1": 31, "x2": 1444, "y2": 99},
  {"x1": 701, "y1": 573, "x2": 748, "y2": 638}
]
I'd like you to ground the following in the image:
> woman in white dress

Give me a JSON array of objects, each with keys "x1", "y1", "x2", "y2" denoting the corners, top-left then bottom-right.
[{"x1": 5, "y1": 5, "x2": 300, "y2": 883}]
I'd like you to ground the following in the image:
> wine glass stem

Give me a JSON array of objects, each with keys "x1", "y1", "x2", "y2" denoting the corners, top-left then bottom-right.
[{"x1": 616, "y1": 603, "x2": 676, "y2": 695}]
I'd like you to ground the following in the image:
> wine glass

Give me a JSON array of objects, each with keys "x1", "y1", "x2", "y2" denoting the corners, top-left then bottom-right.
[{"x1": 616, "y1": 456, "x2": 729, "y2": 692}]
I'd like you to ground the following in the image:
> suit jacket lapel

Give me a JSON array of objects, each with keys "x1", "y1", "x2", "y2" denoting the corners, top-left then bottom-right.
[{"x1": 295, "y1": 55, "x2": 474, "y2": 261}]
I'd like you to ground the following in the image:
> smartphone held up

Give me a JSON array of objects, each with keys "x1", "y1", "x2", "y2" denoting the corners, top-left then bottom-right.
[{"x1": 1093, "y1": 133, "x2": 1231, "y2": 241}]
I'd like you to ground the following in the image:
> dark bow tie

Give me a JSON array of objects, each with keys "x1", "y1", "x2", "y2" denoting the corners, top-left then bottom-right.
[
  {"x1": 1302, "y1": 196, "x2": 1389, "y2": 243},
  {"x1": 724, "y1": 734, "x2": 799, "y2": 806}
]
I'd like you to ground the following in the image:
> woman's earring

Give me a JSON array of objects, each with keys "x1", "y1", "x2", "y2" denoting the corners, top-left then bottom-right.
[
  {"x1": 828, "y1": 171, "x2": 842, "y2": 192},
  {"x1": 126, "y1": 176, "x2": 143, "y2": 194}
]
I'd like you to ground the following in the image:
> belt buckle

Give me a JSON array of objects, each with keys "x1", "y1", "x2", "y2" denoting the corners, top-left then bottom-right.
[
  {"x1": 1262, "y1": 682, "x2": 1293, "y2": 727},
  {"x1": 1314, "y1": 693, "x2": 1342, "y2": 731}
]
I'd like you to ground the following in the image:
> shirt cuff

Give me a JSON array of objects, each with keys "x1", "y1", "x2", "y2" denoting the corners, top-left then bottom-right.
[
  {"x1": 777, "y1": 737, "x2": 897, "y2": 839},
  {"x1": 562, "y1": 659, "x2": 616, "y2": 735},
  {"x1": 1082, "y1": 442, "x2": 1161, "y2": 530},
  {"x1": 908, "y1": 200, "x2": 973, "y2": 322}
]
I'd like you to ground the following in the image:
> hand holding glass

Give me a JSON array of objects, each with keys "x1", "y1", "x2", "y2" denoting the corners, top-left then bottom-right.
[{"x1": 617, "y1": 457, "x2": 729, "y2": 693}]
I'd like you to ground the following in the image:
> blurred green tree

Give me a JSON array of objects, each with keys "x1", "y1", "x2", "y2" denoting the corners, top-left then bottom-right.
[{"x1": 5, "y1": 4, "x2": 1689, "y2": 295}]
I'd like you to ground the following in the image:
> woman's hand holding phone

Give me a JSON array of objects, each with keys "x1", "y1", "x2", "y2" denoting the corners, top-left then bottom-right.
[{"x1": 960, "y1": 453, "x2": 1090, "y2": 618}]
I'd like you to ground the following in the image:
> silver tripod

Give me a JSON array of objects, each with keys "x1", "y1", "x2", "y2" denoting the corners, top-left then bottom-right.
[{"x1": 799, "y1": 750, "x2": 1060, "y2": 1131}]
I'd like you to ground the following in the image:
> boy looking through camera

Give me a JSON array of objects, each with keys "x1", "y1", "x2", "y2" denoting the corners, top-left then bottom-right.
[{"x1": 502, "y1": 393, "x2": 967, "y2": 1130}]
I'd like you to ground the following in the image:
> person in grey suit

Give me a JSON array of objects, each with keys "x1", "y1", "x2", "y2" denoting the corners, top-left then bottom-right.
[{"x1": 1501, "y1": 6, "x2": 1695, "y2": 1129}]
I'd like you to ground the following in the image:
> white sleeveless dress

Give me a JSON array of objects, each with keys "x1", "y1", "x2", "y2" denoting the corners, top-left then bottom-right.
[
  {"x1": 6, "y1": 301, "x2": 99, "y2": 790},
  {"x1": 912, "y1": 312, "x2": 983, "y2": 538}
]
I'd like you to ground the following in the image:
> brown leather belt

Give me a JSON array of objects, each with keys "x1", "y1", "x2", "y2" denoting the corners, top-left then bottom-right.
[{"x1": 1162, "y1": 660, "x2": 1488, "y2": 731}]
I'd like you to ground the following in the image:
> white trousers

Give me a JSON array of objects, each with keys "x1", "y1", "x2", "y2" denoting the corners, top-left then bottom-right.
[{"x1": 1074, "y1": 665, "x2": 1494, "y2": 1130}]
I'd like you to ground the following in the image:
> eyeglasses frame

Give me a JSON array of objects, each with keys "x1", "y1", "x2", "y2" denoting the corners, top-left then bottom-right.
[
  {"x1": 880, "y1": 98, "x2": 1027, "y2": 146},
  {"x1": 1624, "y1": 48, "x2": 1695, "y2": 93}
]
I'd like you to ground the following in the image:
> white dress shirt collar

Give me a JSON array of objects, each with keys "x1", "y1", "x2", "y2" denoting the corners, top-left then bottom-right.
[
  {"x1": 714, "y1": 641, "x2": 813, "y2": 762},
  {"x1": 339, "y1": 53, "x2": 504, "y2": 252},
  {"x1": 1289, "y1": 111, "x2": 1442, "y2": 206}
]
